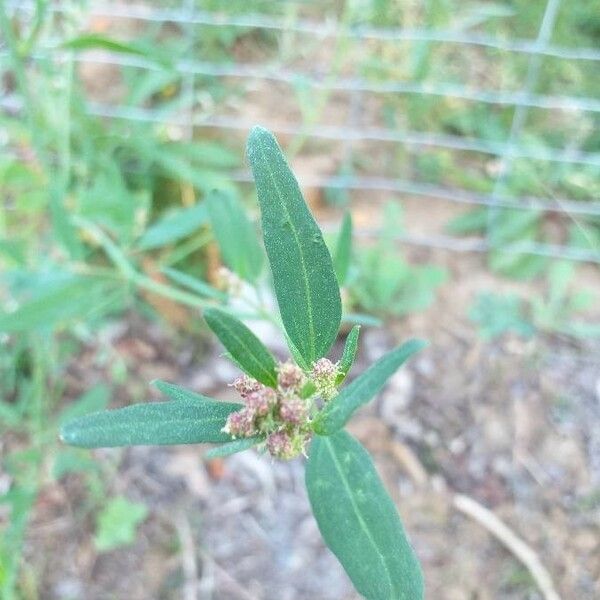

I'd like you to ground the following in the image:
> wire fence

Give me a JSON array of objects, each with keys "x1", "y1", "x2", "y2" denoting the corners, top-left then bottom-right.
[{"x1": 2, "y1": 0, "x2": 600, "y2": 264}]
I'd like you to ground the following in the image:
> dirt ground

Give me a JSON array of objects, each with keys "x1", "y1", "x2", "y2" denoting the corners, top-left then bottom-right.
[
  {"x1": 22, "y1": 241, "x2": 600, "y2": 600},
  {"x1": 12, "y1": 10, "x2": 600, "y2": 599}
]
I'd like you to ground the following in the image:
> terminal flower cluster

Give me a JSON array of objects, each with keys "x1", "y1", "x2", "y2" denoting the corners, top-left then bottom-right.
[{"x1": 223, "y1": 359, "x2": 340, "y2": 459}]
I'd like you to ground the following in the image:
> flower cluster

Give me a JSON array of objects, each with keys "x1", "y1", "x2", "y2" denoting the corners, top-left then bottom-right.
[
  {"x1": 223, "y1": 364, "x2": 310, "y2": 460},
  {"x1": 223, "y1": 357, "x2": 343, "y2": 460},
  {"x1": 311, "y1": 358, "x2": 340, "y2": 401}
]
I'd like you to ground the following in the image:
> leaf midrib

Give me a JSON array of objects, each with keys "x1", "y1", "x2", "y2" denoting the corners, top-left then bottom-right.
[
  {"x1": 257, "y1": 140, "x2": 317, "y2": 363},
  {"x1": 323, "y1": 436, "x2": 396, "y2": 597}
]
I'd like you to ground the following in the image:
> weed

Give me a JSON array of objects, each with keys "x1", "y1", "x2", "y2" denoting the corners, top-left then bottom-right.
[{"x1": 60, "y1": 128, "x2": 427, "y2": 599}]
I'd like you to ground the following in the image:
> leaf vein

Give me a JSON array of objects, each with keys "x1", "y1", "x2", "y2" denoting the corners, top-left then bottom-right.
[{"x1": 323, "y1": 437, "x2": 396, "y2": 597}]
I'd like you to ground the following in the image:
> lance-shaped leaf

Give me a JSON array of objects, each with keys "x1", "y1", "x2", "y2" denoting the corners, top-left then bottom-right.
[
  {"x1": 306, "y1": 431, "x2": 424, "y2": 600},
  {"x1": 315, "y1": 339, "x2": 426, "y2": 434},
  {"x1": 333, "y1": 211, "x2": 352, "y2": 286},
  {"x1": 204, "y1": 308, "x2": 278, "y2": 387},
  {"x1": 246, "y1": 126, "x2": 341, "y2": 365},
  {"x1": 60, "y1": 397, "x2": 241, "y2": 448},
  {"x1": 336, "y1": 325, "x2": 360, "y2": 384},
  {"x1": 206, "y1": 190, "x2": 263, "y2": 283}
]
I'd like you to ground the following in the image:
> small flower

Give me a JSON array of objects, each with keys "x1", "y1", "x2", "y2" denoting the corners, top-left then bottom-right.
[
  {"x1": 246, "y1": 388, "x2": 277, "y2": 416},
  {"x1": 312, "y1": 358, "x2": 338, "y2": 379},
  {"x1": 311, "y1": 358, "x2": 339, "y2": 400},
  {"x1": 266, "y1": 430, "x2": 310, "y2": 459},
  {"x1": 266, "y1": 431, "x2": 294, "y2": 459},
  {"x1": 223, "y1": 408, "x2": 256, "y2": 437},
  {"x1": 230, "y1": 374, "x2": 262, "y2": 398},
  {"x1": 279, "y1": 395, "x2": 307, "y2": 425},
  {"x1": 277, "y1": 361, "x2": 305, "y2": 392}
]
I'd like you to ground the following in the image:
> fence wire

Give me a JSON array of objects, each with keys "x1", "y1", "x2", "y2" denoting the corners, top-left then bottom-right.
[{"x1": 2, "y1": 0, "x2": 600, "y2": 264}]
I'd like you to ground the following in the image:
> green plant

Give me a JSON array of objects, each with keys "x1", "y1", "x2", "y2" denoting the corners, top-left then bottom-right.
[
  {"x1": 94, "y1": 496, "x2": 149, "y2": 553},
  {"x1": 469, "y1": 261, "x2": 600, "y2": 340},
  {"x1": 60, "y1": 128, "x2": 426, "y2": 599},
  {"x1": 349, "y1": 202, "x2": 447, "y2": 318},
  {"x1": 530, "y1": 261, "x2": 600, "y2": 338},
  {"x1": 469, "y1": 292, "x2": 535, "y2": 340}
]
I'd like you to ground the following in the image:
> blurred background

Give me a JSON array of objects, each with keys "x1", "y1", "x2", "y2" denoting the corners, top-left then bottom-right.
[{"x1": 1, "y1": 1, "x2": 599, "y2": 598}]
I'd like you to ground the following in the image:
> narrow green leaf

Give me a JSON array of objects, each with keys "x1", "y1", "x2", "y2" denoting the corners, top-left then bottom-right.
[
  {"x1": 306, "y1": 431, "x2": 424, "y2": 600},
  {"x1": 206, "y1": 190, "x2": 263, "y2": 283},
  {"x1": 162, "y1": 267, "x2": 227, "y2": 301},
  {"x1": 316, "y1": 339, "x2": 427, "y2": 434},
  {"x1": 204, "y1": 308, "x2": 278, "y2": 387},
  {"x1": 337, "y1": 325, "x2": 360, "y2": 384},
  {"x1": 205, "y1": 436, "x2": 263, "y2": 459},
  {"x1": 300, "y1": 380, "x2": 317, "y2": 399},
  {"x1": 152, "y1": 380, "x2": 227, "y2": 404},
  {"x1": 342, "y1": 312, "x2": 383, "y2": 327},
  {"x1": 60, "y1": 398, "x2": 241, "y2": 448},
  {"x1": 333, "y1": 211, "x2": 352, "y2": 286},
  {"x1": 136, "y1": 204, "x2": 208, "y2": 250},
  {"x1": 246, "y1": 126, "x2": 341, "y2": 365},
  {"x1": 61, "y1": 34, "x2": 170, "y2": 67},
  {"x1": 58, "y1": 385, "x2": 111, "y2": 426},
  {"x1": 0, "y1": 275, "x2": 125, "y2": 333}
]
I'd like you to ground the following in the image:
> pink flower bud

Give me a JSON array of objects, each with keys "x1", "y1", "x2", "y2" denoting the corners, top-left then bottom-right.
[
  {"x1": 224, "y1": 408, "x2": 256, "y2": 437},
  {"x1": 312, "y1": 358, "x2": 338, "y2": 379},
  {"x1": 277, "y1": 361, "x2": 305, "y2": 391},
  {"x1": 230, "y1": 374, "x2": 262, "y2": 398},
  {"x1": 279, "y1": 396, "x2": 307, "y2": 425},
  {"x1": 266, "y1": 431, "x2": 294, "y2": 459},
  {"x1": 245, "y1": 388, "x2": 277, "y2": 416}
]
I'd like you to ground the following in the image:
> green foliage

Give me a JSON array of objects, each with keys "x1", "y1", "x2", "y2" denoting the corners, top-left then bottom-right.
[
  {"x1": 204, "y1": 307, "x2": 278, "y2": 387},
  {"x1": 350, "y1": 203, "x2": 446, "y2": 318},
  {"x1": 60, "y1": 395, "x2": 240, "y2": 448},
  {"x1": 333, "y1": 211, "x2": 353, "y2": 286},
  {"x1": 470, "y1": 262, "x2": 600, "y2": 340},
  {"x1": 206, "y1": 190, "x2": 264, "y2": 283},
  {"x1": 94, "y1": 496, "x2": 149, "y2": 553},
  {"x1": 530, "y1": 261, "x2": 600, "y2": 337},
  {"x1": 162, "y1": 268, "x2": 227, "y2": 301},
  {"x1": 59, "y1": 127, "x2": 425, "y2": 598},
  {"x1": 61, "y1": 34, "x2": 171, "y2": 67},
  {"x1": 136, "y1": 203, "x2": 208, "y2": 251},
  {"x1": 205, "y1": 436, "x2": 263, "y2": 459},
  {"x1": 306, "y1": 431, "x2": 424, "y2": 600},
  {"x1": 0, "y1": 273, "x2": 127, "y2": 333},
  {"x1": 246, "y1": 126, "x2": 342, "y2": 365},
  {"x1": 337, "y1": 325, "x2": 361, "y2": 383},
  {"x1": 469, "y1": 293, "x2": 535, "y2": 340},
  {"x1": 316, "y1": 339, "x2": 427, "y2": 435}
]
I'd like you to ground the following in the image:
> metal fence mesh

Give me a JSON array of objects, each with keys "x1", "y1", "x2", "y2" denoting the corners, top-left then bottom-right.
[{"x1": 2, "y1": 0, "x2": 599, "y2": 264}]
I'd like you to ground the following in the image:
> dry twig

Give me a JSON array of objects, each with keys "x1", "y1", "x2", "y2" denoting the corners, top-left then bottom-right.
[{"x1": 453, "y1": 494, "x2": 561, "y2": 600}]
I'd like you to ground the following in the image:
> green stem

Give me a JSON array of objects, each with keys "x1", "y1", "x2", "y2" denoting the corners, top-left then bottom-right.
[{"x1": 72, "y1": 217, "x2": 211, "y2": 310}]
